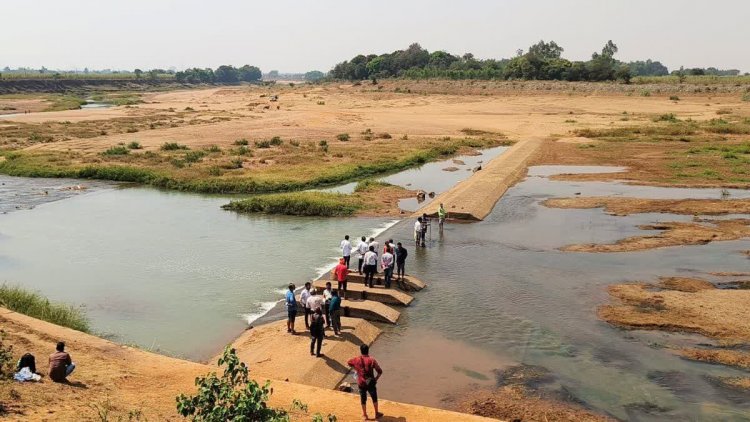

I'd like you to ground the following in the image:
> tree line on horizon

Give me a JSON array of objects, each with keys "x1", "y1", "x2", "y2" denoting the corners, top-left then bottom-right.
[{"x1": 329, "y1": 41, "x2": 743, "y2": 82}]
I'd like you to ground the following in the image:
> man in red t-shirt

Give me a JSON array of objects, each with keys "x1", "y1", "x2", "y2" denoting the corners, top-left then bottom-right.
[
  {"x1": 333, "y1": 258, "x2": 349, "y2": 298},
  {"x1": 347, "y1": 344, "x2": 383, "y2": 420}
]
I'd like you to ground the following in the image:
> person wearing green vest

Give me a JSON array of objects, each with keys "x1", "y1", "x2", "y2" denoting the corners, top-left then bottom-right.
[{"x1": 438, "y1": 203, "x2": 447, "y2": 231}]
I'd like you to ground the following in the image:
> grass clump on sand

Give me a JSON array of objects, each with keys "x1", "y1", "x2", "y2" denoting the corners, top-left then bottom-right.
[
  {"x1": 354, "y1": 179, "x2": 393, "y2": 192},
  {"x1": 43, "y1": 95, "x2": 88, "y2": 112},
  {"x1": 222, "y1": 192, "x2": 363, "y2": 216},
  {"x1": 0, "y1": 284, "x2": 90, "y2": 333}
]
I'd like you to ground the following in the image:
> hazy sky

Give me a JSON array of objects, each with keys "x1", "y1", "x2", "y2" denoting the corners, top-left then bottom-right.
[{"x1": 2, "y1": 0, "x2": 747, "y2": 73}]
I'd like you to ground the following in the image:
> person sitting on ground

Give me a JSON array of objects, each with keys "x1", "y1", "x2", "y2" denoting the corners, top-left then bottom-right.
[
  {"x1": 333, "y1": 257, "x2": 349, "y2": 297},
  {"x1": 395, "y1": 242, "x2": 408, "y2": 282},
  {"x1": 356, "y1": 236, "x2": 369, "y2": 275},
  {"x1": 17, "y1": 352, "x2": 37, "y2": 375},
  {"x1": 323, "y1": 282, "x2": 334, "y2": 328},
  {"x1": 347, "y1": 344, "x2": 384, "y2": 421},
  {"x1": 380, "y1": 247, "x2": 395, "y2": 289},
  {"x1": 49, "y1": 341, "x2": 75, "y2": 383},
  {"x1": 340, "y1": 235, "x2": 352, "y2": 268},
  {"x1": 285, "y1": 283, "x2": 297, "y2": 334},
  {"x1": 309, "y1": 308, "x2": 326, "y2": 357},
  {"x1": 300, "y1": 282, "x2": 312, "y2": 329},
  {"x1": 329, "y1": 290, "x2": 342, "y2": 335},
  {"x1": 438, "y1": 203, "x2": 447, "y2": 230},
  {"x1": 363, "y1": 246, "x2": 378, "y2": 288}
]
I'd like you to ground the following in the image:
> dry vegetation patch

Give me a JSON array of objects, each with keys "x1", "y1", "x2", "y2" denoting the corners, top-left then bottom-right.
[
  {"x1": 561, "y1": 219, "x2": 750, "y2": 252},
  {"x1": 599, "y1": 278, "x2": 750, "y2": 343},
  {"x1": 544, "y1": 197, "x2": 750, "y2": 216}
]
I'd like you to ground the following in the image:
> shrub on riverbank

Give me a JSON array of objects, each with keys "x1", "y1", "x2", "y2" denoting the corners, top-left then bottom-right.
[
  {"x1": 222, "y1": 192, "x2": 362, "y2": 216},
  {"x1": 0, "y1": 284, "x2": 90, "y2": 333}
]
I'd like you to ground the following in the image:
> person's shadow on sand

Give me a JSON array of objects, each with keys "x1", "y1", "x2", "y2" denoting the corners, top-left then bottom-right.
[
  {"x1": 62, "y1": 380, "x2": 87, "y2": 389},
  {"x1": 376, "y1": 416, "x2": 406, "y2": 422}
]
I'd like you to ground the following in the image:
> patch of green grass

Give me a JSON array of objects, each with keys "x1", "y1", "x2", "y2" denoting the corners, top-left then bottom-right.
[
  {"x1": 41, "y1": 94, "x2": 88, "y2": 112},
  {"x1": 354, "y1": 179, "x2": 394, "y2": 192},
  {"x1": 161, "y1": 142, "x2": 189, "y2": 151},
  {"x1": 184, "y1": 151, "x2": 206, "y2": 163},
  {"x1": 205, "y1": 145, "x2": 221, "y2": 153},
  {"x1": 234, "y1": 139, "x2": 249, "y2": 146},
  {"x1": 127, "y1": 141, "x2": 142, "y2": 150},
  {"x1": 0, "y1": 284, "x2": 90, "y2": 332},
  {"x1": 653, "y1": 113, "x2": 679, "y2": 122},
  {"x1": 336, "y1": 133, "x2": 350, "y2": 142},
  {"x1": 101, "y1": 145, "x2": 130, "y2": 156},
  {"x1": 222, "y1": 192, "x2": 363, "y2": 216}
]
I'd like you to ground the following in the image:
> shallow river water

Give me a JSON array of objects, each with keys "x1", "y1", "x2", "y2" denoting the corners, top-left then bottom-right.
[
  {"x1": 2, "y1": 161, "x2": 750, "y2": 420},
  {"x1": 374, "y1": 168, "x2": 750, "y2": 421}
]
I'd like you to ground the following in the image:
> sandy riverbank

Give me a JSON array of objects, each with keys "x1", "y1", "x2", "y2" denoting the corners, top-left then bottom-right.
[{"x1": 0, "y1": 307, "x2": 494, "y2": 421}]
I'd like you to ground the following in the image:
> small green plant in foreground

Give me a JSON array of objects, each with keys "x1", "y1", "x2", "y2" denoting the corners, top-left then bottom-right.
[
  {"x1": 0, "y1": 331, "x2": 14, "y2": 379},
  {"x1": 127, "y1": 141, "x2": 142, "y2": 150},
  {"x1": 0, "y1": 284, "x2": 90, "y2": 332},
  {"x1": 336, "y1": 133, "x2": 350, "y2": 142},
  {"x1": 176, "y1": 346, "x2": 289, "y2": 422}
]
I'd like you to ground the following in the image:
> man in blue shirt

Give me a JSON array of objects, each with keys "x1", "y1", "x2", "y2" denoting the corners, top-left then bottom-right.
[{"x1": 286, "y1": 283, "x2": 297, "y2": 334}]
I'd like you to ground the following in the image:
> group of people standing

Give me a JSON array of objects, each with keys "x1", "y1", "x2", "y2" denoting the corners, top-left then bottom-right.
[
  {"x1": 344, "y1": 235, "x2": 408, "y2": 289},
  {"x1": 282, "y1": 206, "x2": 448, "y2": 420},
  {"x1": 414, "y1": 203, "x2": 447, "y2": 247}
]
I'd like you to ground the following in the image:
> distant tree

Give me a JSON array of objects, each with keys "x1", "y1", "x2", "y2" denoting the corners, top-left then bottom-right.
[
  {"x1": 238, "y1": 65, "x2": 262, "y2": 82},
  {"x1": 304, "y1": 70, "x2": 326, "y2": 81},
  {"x1": 148, "y1": 69, "x2": 159, "y2": 80},
  {"x1": 587, "y1": 40, "x2": 619, "y2": 81},
  {"x1": 676, "y1": 66, "x2": 687, "y2": 83},
  {"x1": 268, "y1": 70, "x2": 280, "y2": 79},
  {"x1": 134, "y1": 69, "x2": 143, "y2": 79},
  {"x1": 627, "y1": 60, "x2": 669, "y2": 76},
  {"x1": 615, "y1": 65, "x2": 632, "y2": 84},
  {"x1": 528, "y1": 40, "x2": 564, "y2": 60},
  {"x1": 689, "y1": 68, "x2": 705, "y2": 76},
  {"x1": 214, "y1": 65, "x2": 240, "y2": 83}
]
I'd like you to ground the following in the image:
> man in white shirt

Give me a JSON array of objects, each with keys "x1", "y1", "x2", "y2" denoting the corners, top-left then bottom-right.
[
  {"x1": 414, "y1": 218, "x2": 423, "y2": 246},
  {"x1": 380, "y1": 249, "x2": 394, "y2": 289},
  {"x1": 356, "y1": 236, "x2": 369, "y2": 275},
  {"x1": 306, "y1": 289, "x2": 325, "y2": 315},
  {"x1": 363, "y1": 246, "x2": 379, "y2": 288},
  {"x1": 340, "y1": 235, "x2": 352, "y2": 268},
  {"x1": 369, "y1": 238, "x2": 380, "y2": 259},
  {"x1": 300, "y1": 282, "x2": 312, "y2": 329}
]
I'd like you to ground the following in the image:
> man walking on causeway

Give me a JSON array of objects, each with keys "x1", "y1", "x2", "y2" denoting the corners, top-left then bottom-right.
[
  {"x1": 356, "y1": 236, "x2": 369, "y2": 275},
  {"x1": 49, "y1": 341, "x2": 75, "y2": 383},
  {"x1": 348, "y1": 344, "x2": 383, "y2": 421},
  {"x1": 363, "y1": 246, "x2": 378, "y2": 288},
  {"x1": 333, "y1": 257, "x2": 349, "y2": 297},
  {"x1": 309, "y1": 308, "x2": 325, "y2": 357},
  {"x1": 340, "y1": 235, "x2": 352, "y2": 268}
]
